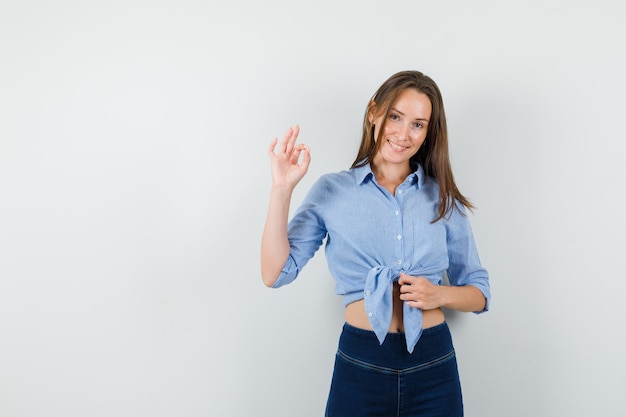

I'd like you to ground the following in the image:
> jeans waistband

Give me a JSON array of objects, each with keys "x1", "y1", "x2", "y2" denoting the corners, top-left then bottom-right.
[{"x1": 338, "y1": 322, "x2": 454, "y2": 370}]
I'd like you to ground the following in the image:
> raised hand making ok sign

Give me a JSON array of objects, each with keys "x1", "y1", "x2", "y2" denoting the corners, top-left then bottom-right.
[{"x1": 267, "y1": 125, "x2": 311, "y2": 191}]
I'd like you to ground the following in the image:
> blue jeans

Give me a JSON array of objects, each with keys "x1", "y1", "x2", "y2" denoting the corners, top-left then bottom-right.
[{"x1": 325, "y1": 322, "x2": 463, "y2": 417}]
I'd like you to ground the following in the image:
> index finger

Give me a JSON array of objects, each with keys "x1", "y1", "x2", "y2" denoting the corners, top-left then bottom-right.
[{"x1": 398, "y1": 274, "x2": 412, "y2": 285}]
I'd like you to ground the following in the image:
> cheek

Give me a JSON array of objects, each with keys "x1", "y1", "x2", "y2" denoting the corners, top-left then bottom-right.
[
  {"x1": 410, "y1": 132, "x2": 427, "y2": 144},
  {"x1": 382, "y1": 124, "x2": 396, "y2": 136}
]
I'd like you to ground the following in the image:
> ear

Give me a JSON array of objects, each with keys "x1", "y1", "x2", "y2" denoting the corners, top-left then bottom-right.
[{"x1": 367, "y1": 100, "x2": 377, "y2": 124}]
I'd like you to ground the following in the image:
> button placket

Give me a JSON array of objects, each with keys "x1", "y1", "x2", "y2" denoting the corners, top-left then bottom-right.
[{"x1": 392, "y1": 196, "x2": 404, "y2": 272}]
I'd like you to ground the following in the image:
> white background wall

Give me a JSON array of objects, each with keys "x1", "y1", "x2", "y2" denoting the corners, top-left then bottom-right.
[{"x1": 1, "y1": 1, "x2": 625, "y2": 416}]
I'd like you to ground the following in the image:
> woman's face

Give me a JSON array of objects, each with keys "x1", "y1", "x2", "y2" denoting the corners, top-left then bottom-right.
[{"x1": 371, "y1": 88, "x2": 432, "y2": 169}]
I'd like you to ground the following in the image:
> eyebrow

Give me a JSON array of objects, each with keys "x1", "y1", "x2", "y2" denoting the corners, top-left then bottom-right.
[{"x1": 390, "y1": 107, "x2": 430, "y2": 122}]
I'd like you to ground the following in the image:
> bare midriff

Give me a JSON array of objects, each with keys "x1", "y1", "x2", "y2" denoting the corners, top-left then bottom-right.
[{"x1": 345, "y1": 282, "x2": 445, "y2": 332}]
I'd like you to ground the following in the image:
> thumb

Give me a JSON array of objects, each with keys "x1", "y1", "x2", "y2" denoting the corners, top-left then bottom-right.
[{"x1": 300, "y1": 146, "x2": 311, "y2": 171}]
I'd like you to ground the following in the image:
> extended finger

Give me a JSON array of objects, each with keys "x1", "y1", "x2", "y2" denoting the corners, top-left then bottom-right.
[
  {"x1": 278, "y1": 127, "x2": 294, "y2": 154},
  {"x1": 284, "y1": 124, "x2": 300, "y2": 155},
  {"x1": 268, "y1": 137, "x2": 278, "y2": 155}
]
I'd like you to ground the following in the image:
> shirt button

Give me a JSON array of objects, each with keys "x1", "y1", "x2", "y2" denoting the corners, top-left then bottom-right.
[
  {"x1": 398, "y1": 190, "x2": 403, "y2": 194},
  {"x1": 395, "y1": 210, "x2": 400, "y2": 215},
  {"x1": 368, "y1": 312, "x2": 373, "y2": 318},
  {"x1": 397, "y1": 260, "x2": 402, "y2": 265},
  {"x1": 397, "y1": 235, "x2": 402, "y2": 240},
  {"x1": 365, "y1": 290, "x2": 371, "y2": 296}
]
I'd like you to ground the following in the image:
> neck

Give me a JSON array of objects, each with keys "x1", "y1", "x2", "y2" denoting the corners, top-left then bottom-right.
[
  {"x1": 370, "y1": 160, "x2": 412, "y2": 195},
  {"x1": 371, "y1": 160, "x2": 411, "y2": 184}
]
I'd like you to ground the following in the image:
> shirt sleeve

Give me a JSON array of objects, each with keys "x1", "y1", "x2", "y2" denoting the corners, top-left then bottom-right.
[
  {"x1": 445, "y1": 202, "x2": 491, "y2": 313},
  {"x1": 271, "y1": 176, "x2": 329, "y2": 288}
]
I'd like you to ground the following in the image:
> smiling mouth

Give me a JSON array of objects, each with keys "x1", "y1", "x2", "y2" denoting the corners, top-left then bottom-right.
[{"x1": 387, "y1": 139, "x2": 408, "y2": 151}]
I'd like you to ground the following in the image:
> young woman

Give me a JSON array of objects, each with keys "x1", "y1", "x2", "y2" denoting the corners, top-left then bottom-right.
[{"x1": 261, "y1": 70, "x2": 491, "y2": 417}]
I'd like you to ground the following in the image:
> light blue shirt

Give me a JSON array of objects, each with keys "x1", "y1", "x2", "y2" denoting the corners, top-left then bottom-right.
[{"x1": 272, "y1": 163, "x2": 490, "y2": 353}]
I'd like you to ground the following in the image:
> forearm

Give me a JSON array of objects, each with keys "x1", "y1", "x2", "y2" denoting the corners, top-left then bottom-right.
[
  {"x1": 439, "y1": 285, "x2": 486, "y2": 313},
  {"x1": 260, "y1": 187, "x2": 293, "y2": 286}
]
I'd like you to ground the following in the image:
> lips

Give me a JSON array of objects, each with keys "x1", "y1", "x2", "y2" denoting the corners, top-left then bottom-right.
[{"x1": 387, "y1": 139, "x2": 408, "y2": 152}]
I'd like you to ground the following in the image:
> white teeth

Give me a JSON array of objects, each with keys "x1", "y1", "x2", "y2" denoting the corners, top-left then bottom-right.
[{"x1": 388, "y1": 140, "x2": 407, "y2": 150}]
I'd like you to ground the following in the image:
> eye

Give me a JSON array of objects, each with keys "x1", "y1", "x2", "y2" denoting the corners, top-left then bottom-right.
[
  {"x1": 413, "y1": 122, "x2": 424, "y2": 129},
  {"x1": 389, "y1": 113, "x2": 400, "y2": 121}
]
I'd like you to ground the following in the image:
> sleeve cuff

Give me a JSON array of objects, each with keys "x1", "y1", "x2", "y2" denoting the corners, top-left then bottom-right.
[{"x1": 270, "y1": 254, "x2": 299, "y2": 288}]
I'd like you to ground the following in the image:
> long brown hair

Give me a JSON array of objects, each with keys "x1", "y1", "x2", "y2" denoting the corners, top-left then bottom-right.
[{"x1": 351, "y1": 70, "x2": 473, "y2": 222}]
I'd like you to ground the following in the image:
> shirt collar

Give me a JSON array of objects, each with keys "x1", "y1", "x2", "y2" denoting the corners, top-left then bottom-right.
[
  {"x1": 353, "y1": 163, "x2": 425, "y2": 189},
  {"x1": 353, "y1": 164, "x2": 374, "y2": 184}
]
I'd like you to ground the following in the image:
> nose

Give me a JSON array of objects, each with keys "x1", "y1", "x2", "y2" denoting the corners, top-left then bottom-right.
[{"x1": 396, "y1": 122, "x2": 410, "y2": 141}]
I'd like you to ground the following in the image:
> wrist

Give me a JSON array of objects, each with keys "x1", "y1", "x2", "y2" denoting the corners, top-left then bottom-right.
[
  {"x1": 438, "y1": 285, "x2": 452, "y2": 309},
  {"x1": 270, "y1": 185, "x2": 294, "y2": 197}
]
